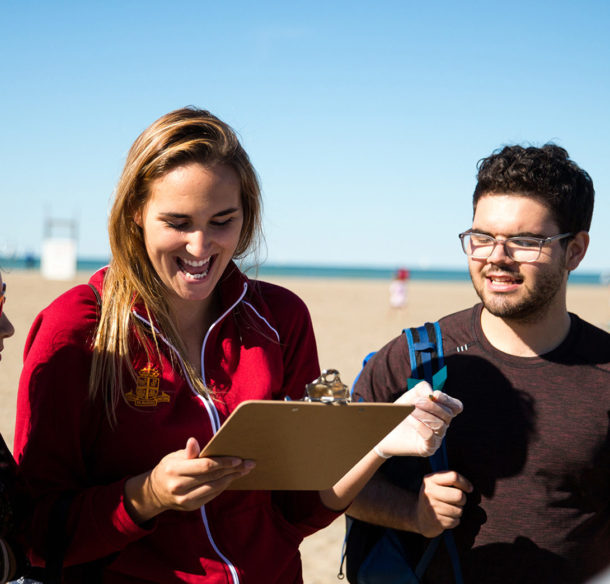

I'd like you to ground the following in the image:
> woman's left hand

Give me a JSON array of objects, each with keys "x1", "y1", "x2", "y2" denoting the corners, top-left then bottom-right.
[{"x1": 375, "y1": 381, "x2": 463, "y2": 458}]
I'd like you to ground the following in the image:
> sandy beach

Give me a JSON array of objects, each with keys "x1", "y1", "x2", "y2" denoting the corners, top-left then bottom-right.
[{"x1": 0, "y1": 270, "x2": 608, "y2": 583}]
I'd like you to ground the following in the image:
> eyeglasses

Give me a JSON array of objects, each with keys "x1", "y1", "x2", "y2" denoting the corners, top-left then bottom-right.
[
  {"x1": 0, "y1": 283, "x2": 5, "y2": 319},
  {"x1": 458, "y1": 231, "x2": 573, "y2": 263}
]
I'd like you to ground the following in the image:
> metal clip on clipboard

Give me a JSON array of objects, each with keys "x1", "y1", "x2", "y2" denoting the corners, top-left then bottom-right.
[{"x1": 304, "y1": 369, "x2": 350, "y2": 404}]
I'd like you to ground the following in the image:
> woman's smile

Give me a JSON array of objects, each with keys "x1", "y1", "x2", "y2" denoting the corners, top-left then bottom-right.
[{"x1": 136, "y1": 162, "x2": 244, "y2": 316}]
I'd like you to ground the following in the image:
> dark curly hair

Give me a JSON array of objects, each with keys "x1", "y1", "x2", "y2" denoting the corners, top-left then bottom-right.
[{"x1": 473, "y1": 144, "x2": 595, "y2": 234}]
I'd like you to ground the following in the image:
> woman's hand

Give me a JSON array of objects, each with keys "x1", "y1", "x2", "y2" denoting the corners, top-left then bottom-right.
[
  {"x1": 375, "y1": 381, "x2": 463, "y2": 458},
  {"x1": 320, "y1": 383, "x2": 462, "y2": 510},
  {"x1": 124, "y1": 437, "x2": 255, "y2": 524}
]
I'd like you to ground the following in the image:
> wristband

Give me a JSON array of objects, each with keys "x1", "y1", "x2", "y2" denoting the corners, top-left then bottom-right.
[{"x1": 373, "y1": 445, "x2": 392, "y2": 460}]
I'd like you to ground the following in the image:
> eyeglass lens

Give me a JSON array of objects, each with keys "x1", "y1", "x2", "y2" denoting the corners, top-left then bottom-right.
[{"x1": 462, "y1": 234, "x2": 542, "y2": 262}]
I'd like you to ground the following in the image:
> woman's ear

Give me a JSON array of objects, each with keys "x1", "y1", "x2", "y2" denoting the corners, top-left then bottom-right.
[
  {"x1": 134, "y1": 208, "x2": 143, "y2": 228},
  {"x1": 565, "y1": 231, "x2": 589, "y2": 271}
]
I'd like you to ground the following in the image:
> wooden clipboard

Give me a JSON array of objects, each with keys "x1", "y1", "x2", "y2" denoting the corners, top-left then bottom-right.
[{"x1": 200, "y1": 400, "x2": 413, "y2": 490}]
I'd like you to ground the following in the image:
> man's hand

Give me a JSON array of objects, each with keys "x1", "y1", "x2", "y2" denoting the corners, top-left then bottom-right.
[{"x1": 415, "y1": 471, "x2": 472, "y2": 538}]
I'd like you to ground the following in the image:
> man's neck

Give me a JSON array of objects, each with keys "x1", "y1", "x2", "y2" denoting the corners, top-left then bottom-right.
[{"x1": 480, "y1": 302, "x2": 572, "y2": 357}]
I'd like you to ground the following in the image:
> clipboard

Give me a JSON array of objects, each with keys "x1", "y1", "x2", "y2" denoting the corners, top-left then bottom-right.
[{"x1": 200, "y1": 400, "x2": 413, "y2": 490}]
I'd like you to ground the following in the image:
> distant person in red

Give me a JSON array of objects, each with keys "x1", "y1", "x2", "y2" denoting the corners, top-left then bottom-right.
[{"x1": 389, "y1": 267, "x2": 410, "y2": 309}]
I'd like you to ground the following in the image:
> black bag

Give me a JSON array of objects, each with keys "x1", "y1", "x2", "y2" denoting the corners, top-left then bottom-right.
[
  {"x1": 0, "y1": 433, "x2": 30, "y2": 582},
  {"x1": 342, "y1": 323, "x2": 463, "y2": 584},
  {"x1": 0, "y1": 437, "x2": 85, "y2": 583}
]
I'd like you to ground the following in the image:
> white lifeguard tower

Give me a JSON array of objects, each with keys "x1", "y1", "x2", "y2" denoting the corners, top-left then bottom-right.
[{"x1": 41, "y1": 217, "x2": 78, "y2": 280}]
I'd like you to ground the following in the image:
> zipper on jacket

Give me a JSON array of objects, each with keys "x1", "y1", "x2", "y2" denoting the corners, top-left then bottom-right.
[
  {"x1": 200, "y1": 282, "x2": 248, "y2": 389},
  {"x1": 132, "y1": 309, "x2": 242, "y2": 583},
  {"x1": 242, "y1": 300, "x2": 280, "y2": 342},
  {"x1": 133, "y1": 279, "x2": 285, "y2": 584},
  {"x1": 200, "y1": 505, "x2": 241, "y2": 584},
  {"x1": 196, "y1": 281, "x2": 249, "y2": 584}
]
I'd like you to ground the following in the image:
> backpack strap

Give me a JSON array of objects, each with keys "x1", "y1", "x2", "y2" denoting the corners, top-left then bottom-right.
[
  {"x1": 403, "y1": 323, "x2": 463, "y2": 584},
  {"x1": 404, "y1": 323, "x2": 448, "y2": 471},
  {"x1": 404, "y1": 322, "x2": 445, "y2": 390},
  {"x1": 340, "y1": 323, "x2": 463, "y2": 584}
]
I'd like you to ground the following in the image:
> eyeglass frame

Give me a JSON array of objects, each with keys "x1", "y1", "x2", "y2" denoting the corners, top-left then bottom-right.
[
  {"x1": 458, "y1": 231, "x2": 574, "y2": 263},
  {"x1": 0, "y1": 283, "x2": 5, "y2": 319}
]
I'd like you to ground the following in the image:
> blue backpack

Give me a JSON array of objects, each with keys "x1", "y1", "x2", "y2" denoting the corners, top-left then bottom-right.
[{"x1": 340, "y1": 322, "x2": 463, "y2": 584}]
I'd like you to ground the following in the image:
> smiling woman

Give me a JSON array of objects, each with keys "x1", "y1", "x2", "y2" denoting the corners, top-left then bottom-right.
[
  {"x1": 12, "y1": 107, "x2": 462, "y2": 584},
  {"x1": 98, "y1": 107, "x2": 263, "y2": 404}
]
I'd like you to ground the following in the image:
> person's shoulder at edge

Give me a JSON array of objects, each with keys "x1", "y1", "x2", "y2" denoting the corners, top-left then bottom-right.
[
  {"x1": 23, "y1": 272, "x2": 101, "y2": 359},
  {"x1": 566, "y1": 312, "x2": 610, "y2": 368}
]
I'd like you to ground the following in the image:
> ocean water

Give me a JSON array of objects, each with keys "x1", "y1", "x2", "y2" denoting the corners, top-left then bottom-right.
[
  {"x1": 255, "y1": 263, "x2": 472, "y2": 281},
  {"x1": 255, "y1": 264, "x2": 606, "y2": 284},
  {"x1": 1, "y1": 255, "x2": 606, "y2": 285}
]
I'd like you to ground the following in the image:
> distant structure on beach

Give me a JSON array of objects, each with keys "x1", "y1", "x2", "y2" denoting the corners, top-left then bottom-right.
[{"x1": 40, "y1": 216, "x2": 78, "y2": 280}]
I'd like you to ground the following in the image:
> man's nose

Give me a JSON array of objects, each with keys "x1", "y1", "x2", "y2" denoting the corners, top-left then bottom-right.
[{"x1": 486, "y1": 239, "x2": 513, "y2": 263}]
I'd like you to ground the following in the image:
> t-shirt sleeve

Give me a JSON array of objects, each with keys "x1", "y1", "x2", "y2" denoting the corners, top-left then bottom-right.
[{"x1": 14, "y1": 288, "x2": 153, "y2": 567}]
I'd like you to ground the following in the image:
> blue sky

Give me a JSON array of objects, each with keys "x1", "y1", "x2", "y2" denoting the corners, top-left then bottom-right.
[{"x1": 1, "y1": 0, "x2": 609, "y2": 271}]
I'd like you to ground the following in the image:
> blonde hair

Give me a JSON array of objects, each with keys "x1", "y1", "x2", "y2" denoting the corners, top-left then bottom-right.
[{"x1": 90, "y1": 107, "x2": 262, "y2": 423}]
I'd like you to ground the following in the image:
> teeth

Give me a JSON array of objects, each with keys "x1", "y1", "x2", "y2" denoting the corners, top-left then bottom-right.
[
  {"x1": 489, "y1": 275, "x2": 519, "y2": 284},
  {"x1": 182, "y1": 257, "x2": 210, "y2": 267},
  {"x1": 178, "y1": 256, "x2": 212, "y2": 280},
  {"x1": 184, "y1": 270, "x2": 209, "y2": 280}
]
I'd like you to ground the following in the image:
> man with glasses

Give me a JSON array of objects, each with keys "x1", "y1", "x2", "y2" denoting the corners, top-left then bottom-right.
[{"x1": 346, "y1": 144, "x2": 610, "y2": 584}]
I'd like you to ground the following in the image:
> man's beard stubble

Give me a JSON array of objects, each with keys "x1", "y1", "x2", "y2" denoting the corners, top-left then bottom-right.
[{"x1": 471, "y1": 262, "x2": 567, "y2": 324}]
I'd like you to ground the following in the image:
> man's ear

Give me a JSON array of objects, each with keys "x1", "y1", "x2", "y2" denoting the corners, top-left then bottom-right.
[{"x1": 565, "y1": 231, "x2": 589, "y2": 271}]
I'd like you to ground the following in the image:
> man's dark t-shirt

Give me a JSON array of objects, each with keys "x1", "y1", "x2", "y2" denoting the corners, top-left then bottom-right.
[{"x1": 353, "y1": 304, "x2": 610, "y2": 583}]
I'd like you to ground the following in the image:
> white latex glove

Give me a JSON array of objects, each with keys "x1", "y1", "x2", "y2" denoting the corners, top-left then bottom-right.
[{"x1": 375, "y1": 381, "x2": 463, "y2": 458}]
